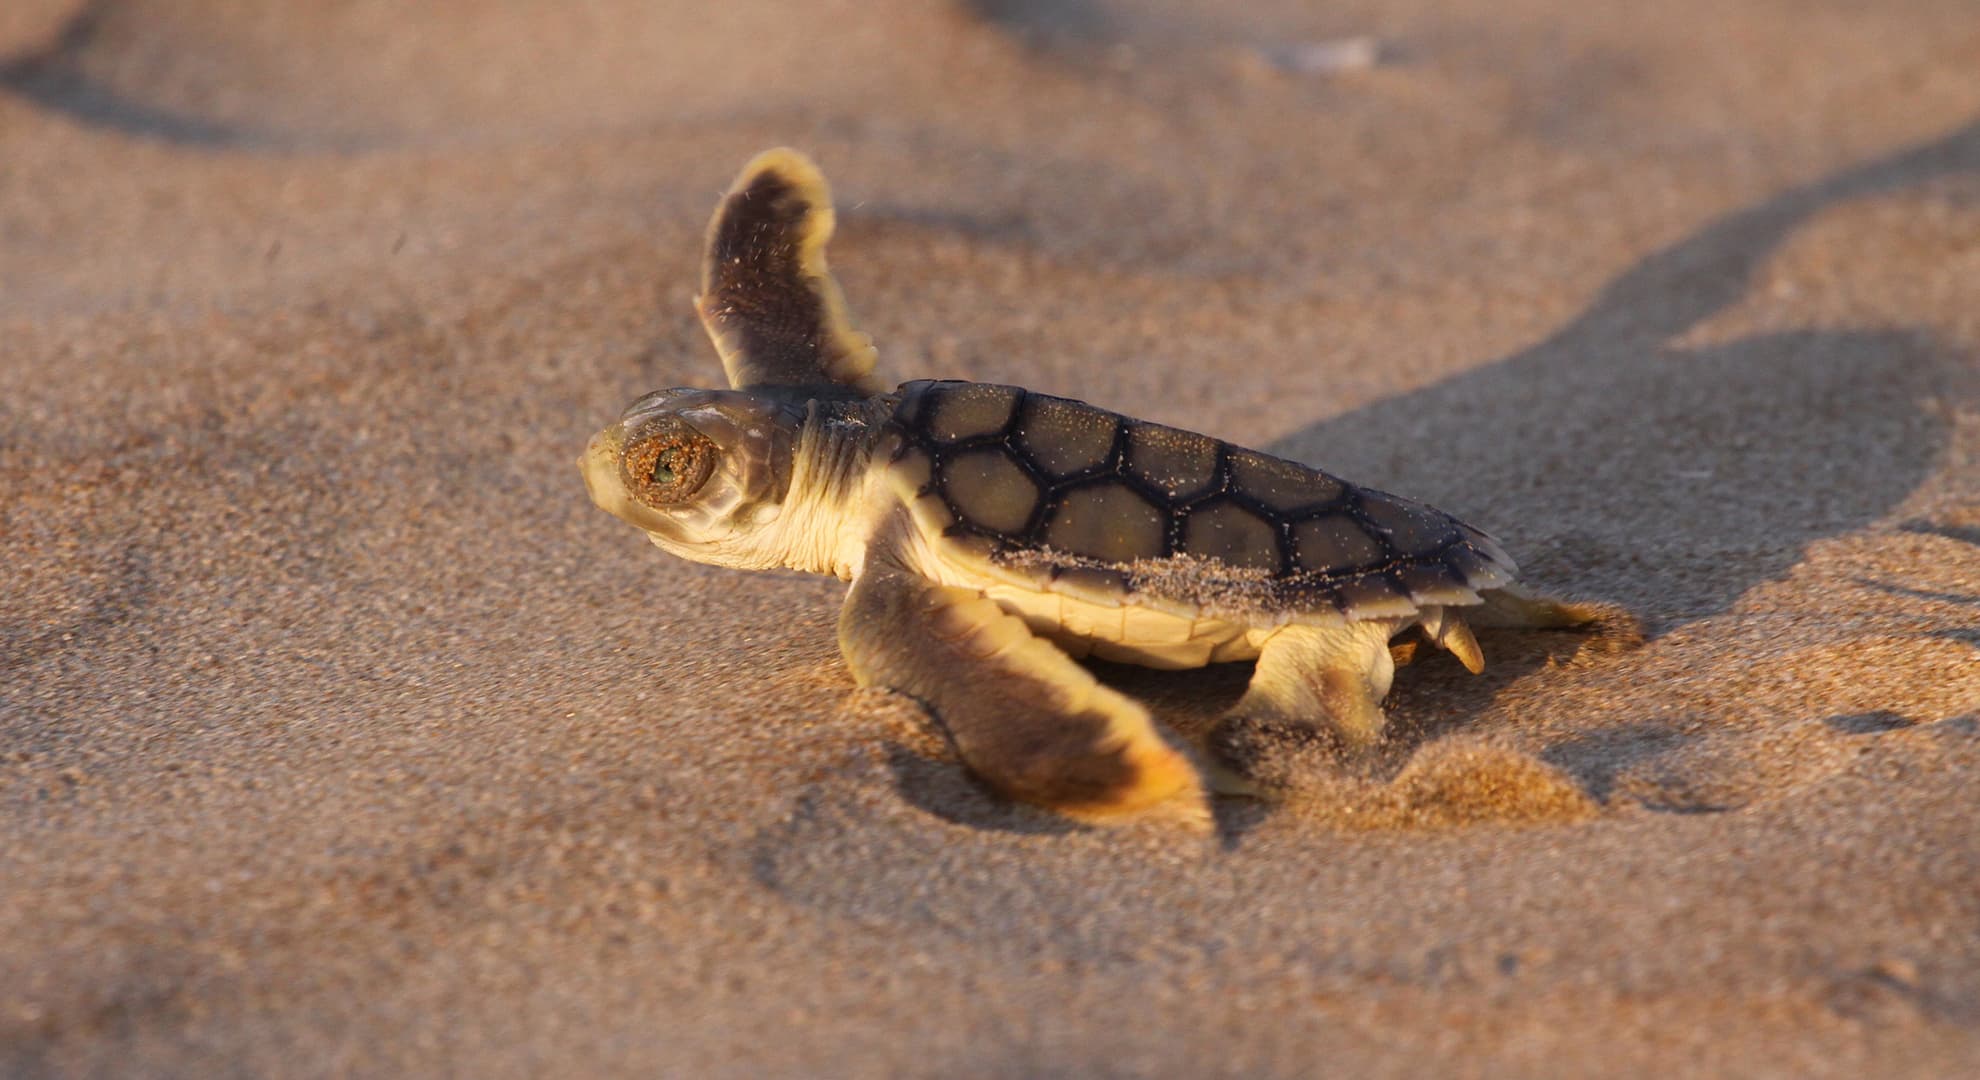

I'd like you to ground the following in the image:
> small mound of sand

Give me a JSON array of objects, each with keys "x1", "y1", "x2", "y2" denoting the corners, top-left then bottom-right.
[
  {"x1": 1388, "y1": 738, "x2": 1599, "y2": 826},
  {"x1": 1230, "y1": 733, "x2": 1599, "y2": 831}
]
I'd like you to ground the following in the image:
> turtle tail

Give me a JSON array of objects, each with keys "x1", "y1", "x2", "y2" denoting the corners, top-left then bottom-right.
[{"x1": 1414, "y1": 606, "x2": 1487, "y2": 674}]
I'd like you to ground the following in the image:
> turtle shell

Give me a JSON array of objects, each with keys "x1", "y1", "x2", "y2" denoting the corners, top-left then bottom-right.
[{"x1": 880, "y1": 380, "x2": 1515, "y2": 623}]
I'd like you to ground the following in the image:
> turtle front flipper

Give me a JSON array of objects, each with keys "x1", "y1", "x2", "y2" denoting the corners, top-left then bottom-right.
[
  {"x1": 696, "y1": 148, "x2": 887, "y2": 400},
  {"x1": 839, "y1": 562, "x2": 1211, "y2": 829}
]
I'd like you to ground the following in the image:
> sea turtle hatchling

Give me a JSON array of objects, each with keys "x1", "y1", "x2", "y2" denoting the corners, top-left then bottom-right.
[{"x1": 581, "y1": 149, "x2": 1626, "y2": 828}]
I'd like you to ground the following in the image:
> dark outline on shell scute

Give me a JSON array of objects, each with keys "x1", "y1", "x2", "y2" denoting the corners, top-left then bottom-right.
[{"x1": 888, "y1": 381, "x2": 1513, "y2": 614}]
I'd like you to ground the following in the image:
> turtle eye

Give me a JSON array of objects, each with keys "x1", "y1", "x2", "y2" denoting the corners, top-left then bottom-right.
[
  {"x1": 621, "y1": 424, "x2": 718, "y2": 507},
  {"x1": 651, "y1": 447, "x2": 685, "y2": 484}
]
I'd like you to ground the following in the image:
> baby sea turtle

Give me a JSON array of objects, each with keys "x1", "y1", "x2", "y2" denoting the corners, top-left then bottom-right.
[{"x1": 582, "y1": 149, "x2": 1625, "y2": 828}]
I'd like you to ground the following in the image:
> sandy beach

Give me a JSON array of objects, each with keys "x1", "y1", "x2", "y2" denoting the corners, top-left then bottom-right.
[{"x1": 3, "y1": 0, "x2": 1978, "y2": 1074}]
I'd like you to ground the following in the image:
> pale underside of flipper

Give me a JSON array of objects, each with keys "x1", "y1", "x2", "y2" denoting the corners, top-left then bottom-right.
[
  {"x1": 696, "y1": 148, "x2": 887, "y2": 399},
  {"x1": 839, "y1": 560, "x2": 1211, "y2": 829}
]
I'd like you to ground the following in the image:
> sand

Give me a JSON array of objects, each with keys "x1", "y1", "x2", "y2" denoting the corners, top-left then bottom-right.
[{"x1": 3, "y1": 0, "x2": 1978, "y2": 1075}]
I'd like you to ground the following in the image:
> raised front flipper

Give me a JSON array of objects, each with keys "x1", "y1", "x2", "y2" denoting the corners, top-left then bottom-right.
[
  {"x1": 697, "y1": 148, "x2": 886, "y2": 399},
  {"x1": 839, "y1": 563, "x2": 1210, "y2": 828}
]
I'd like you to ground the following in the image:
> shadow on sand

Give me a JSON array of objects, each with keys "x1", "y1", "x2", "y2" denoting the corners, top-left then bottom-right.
[
  {"x1": 1269, "y1": 118, "x2": 1978, "y2": 622},
  {"x1": 0, "y1": 1, "x2": 269, "y2": 149}
]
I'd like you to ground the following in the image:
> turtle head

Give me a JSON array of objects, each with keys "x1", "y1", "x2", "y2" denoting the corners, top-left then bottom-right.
[
  {"x1": 580, "y1": 387, "x2": 809, "y2": 569},
  {"x1": 582, "y1": 149, "x2": 891, "y2": 576}
]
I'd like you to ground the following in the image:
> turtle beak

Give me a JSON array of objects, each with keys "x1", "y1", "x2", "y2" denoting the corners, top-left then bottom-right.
[
  {"x1": 580, "y1": 423, "x2": 699, "y2": 544},
  {"x1": 579, "y1": 425, "x2": 628, "y2": 515}
]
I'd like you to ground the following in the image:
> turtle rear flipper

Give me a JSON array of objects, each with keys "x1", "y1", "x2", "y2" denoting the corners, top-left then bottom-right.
[
  {"x1": 840, "y1": 562, "x2": 1211, "y2": 829},
  {"x1": 1473, "y1": 585, "x2": 1645, "y2": 651},
  {"x1": 697, "y1": 148, "x2": 886, "y2": 400},
  {"x1": 1224, "y1": 620, "x2": 1401, "y2": 751}
]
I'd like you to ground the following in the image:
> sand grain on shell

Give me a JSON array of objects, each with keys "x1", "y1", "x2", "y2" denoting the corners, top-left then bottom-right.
[{"x1": 4, "y1": 0, "x2": 1980, "y2": 1075}]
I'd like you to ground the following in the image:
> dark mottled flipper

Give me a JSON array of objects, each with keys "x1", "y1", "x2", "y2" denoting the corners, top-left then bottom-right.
[
  {"x1": 697, "y1": 148, "x2": 886, "y2": 399},
  {"x1": 839, "y1": 562, "x2": 1210, "y2": 828}
]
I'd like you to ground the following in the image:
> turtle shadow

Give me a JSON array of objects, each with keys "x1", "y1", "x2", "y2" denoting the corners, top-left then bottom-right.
[
  {"x1": 1268, "y1": 117, "x2": 1979, "y2": 626},
  {"x1": 1377, "y1": 627, "x2": 1618, "y2": 749},
  {"x1": 883, "y1": 743, "x2": 1086, "y2": 836},
  {"x1": 1189, "y1": 117, "x2": 1975, "y2": 828}
]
